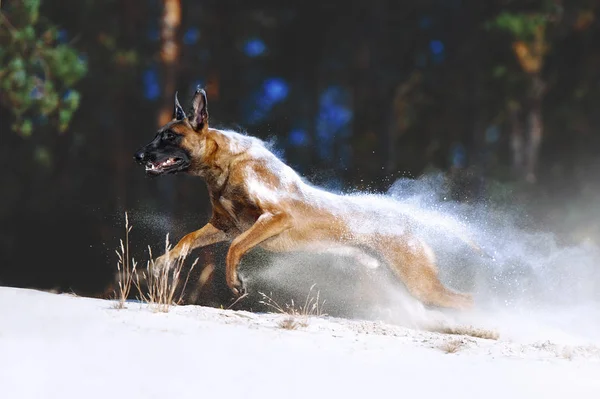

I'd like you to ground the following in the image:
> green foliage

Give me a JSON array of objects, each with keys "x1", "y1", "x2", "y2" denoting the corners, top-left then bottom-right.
[
  {"x1": 0, "y1": 0, "x2": 87, "y2": 136},
  {"x1": 492, "y1": 65, "x2": 508, "y2": 78},
  {"x1": 486, "y1": 12, "x2": 548, "y2": 40}
]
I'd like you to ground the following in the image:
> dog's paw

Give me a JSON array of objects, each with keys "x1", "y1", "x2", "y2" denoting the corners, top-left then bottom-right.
[{"x1": 229, "y1": 277, "x2": 247, "y2": 297}]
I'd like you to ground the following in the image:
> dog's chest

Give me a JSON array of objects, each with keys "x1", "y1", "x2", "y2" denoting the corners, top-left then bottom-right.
[
  {"x1": 219, "y1": 197, "x2": 236, "y2": 217},
  {"x1": 218, "y1": 194, "x2": 261, "y2": 229}
]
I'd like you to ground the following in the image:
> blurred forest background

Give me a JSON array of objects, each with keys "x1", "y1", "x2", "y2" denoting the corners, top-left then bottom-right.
[{"x1": 1, "y1": 0, "x2": 600, "y2": 303}]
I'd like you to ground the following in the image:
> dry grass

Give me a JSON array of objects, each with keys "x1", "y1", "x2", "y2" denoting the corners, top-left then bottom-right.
[
  {"x1": 259, "y1": 284, "x2": 326, "y2": 329},
  {"x1": 278, "y1": 316, "x2": 301, "y2": 330},
  {"x1": 134, "y1": 234, "x2": 198, "y2": 313},
  {"x1": 439, "y1": 339, "x2": 466, "y2": 354},
  {"x1": 561, "y1": 346, "x2": 574, "y2": 360},
  {"x1": 113, "y1": 212, "x2": 137, "y2": 309},
  {"x1": 431, "y1": 324, "x2": 499, "y2": 340},
  {"x1": 113, "y1": 212, "x2": 198, "y2": 313}
]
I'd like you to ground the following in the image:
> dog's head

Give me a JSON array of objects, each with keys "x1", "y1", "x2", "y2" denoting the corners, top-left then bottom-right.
[{"x1": 134, "y1": 87, "x2": 210, "y2": 176}]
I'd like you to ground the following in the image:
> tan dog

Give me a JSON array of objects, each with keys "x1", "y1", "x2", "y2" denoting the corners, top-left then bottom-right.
[{"x1": 134, "y1": 88, "x2": 473, "y2": 309}]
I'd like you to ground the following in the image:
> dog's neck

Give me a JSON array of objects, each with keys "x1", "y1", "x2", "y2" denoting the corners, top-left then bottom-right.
[{"x1": 190, "y1": 128, "x2": 252, "y2": 193}]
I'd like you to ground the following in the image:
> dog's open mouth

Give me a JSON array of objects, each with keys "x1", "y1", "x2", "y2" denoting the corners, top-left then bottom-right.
[{"x1": 145, "y1": 157, "x2": 184, "y2": 174}]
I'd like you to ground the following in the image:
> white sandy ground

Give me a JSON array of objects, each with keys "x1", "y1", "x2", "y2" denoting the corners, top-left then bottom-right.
[{"x1": 1, "y1": 286, "x2": 600, "y2": 399}]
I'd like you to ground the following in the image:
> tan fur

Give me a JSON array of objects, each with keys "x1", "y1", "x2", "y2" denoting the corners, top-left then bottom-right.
[{"x1": 153, "y1": 92, "x2": 473, "y2": 310}]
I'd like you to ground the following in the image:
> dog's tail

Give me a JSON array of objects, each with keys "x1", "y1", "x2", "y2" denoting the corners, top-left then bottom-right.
[
  {"x1": 448, "y1": 227, "x2": 497, "y2": 260},
  {"x1": 399, "y1": 204, "x2": 491, "y2": 258},
  {"x1": 455, "y1": 232, "x2": 486, "y2": 255}
]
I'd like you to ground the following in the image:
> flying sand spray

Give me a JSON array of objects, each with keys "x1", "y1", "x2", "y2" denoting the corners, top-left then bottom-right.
[{"x1": 250, "y1": 173, "x2": 600, "y2": 345}]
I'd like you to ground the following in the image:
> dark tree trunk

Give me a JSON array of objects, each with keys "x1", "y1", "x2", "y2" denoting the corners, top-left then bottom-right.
[
  {"x1": 156, "y1": 0, "x2": 182, "y2": 235},
  {"x1": 510, "y1": 74, "x2": 545, "y2": 184},
  {"x1": 524, "y1": 74, "x2": 545, "y2": 183},
  {"x1": 509, "y1": 103, "x2": 526, "y2": 180},
  {"x1": 157, "y1": 0, "x2": 181, "y2": 127}
]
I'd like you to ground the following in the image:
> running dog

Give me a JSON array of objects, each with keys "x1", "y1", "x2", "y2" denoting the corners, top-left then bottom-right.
[{"x1": 134, "y1": 87, "x2": 473, "y2": 309}]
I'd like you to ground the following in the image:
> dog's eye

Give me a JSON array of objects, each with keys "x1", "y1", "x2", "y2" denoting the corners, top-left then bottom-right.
[{"x1": 163, "y1": 131, "x2": 176, "y2": 141}]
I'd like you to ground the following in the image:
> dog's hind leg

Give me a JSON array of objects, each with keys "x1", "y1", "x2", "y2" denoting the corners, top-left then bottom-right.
[{"x1": 371, "y1": 235, "x2": 473, "y2": 310}]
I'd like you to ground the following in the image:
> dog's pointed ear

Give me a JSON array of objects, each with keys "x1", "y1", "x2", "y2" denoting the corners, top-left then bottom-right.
[
  {"x1": 189, "y1": 87, "x2": 208, "y2": 131},
  {"x1": 173, "y1": 92, "x2": 186, "y2": 121},
  {"x1": 188, "y1": 86, "x2": 208, "y2": 131}
]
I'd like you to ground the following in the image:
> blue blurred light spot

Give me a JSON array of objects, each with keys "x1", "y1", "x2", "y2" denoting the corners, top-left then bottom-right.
[
  {"x1": 244, "y1": 78, "x2": 289, "y2": 124},
  {"x1": 419, "y1": 16, "x2": 432, "y2": 29},
  {"x1": 317, "y1": 86, "x2": 352, "y2": 132},
  {"x1": 30, "y1": 85, "x2": 43, "y2": 100},
  {"x1": 147, "y1": 28, "x2": 159, "y2": 42},
  {"x1": 263, "y1": 78, "x2": 289, "y2": 102},
  {"x1": 430, "y1": 40, "x2": 444, "y2": 55},
  {"x1": 451, "y1": 143, "x2": 466, "y2": 168},
  {"x1": 184, "y1": 28, "x2": 200, "y2": 45},
  {"x1": 78, "y1": 54, "x2": 88, "y2": 65},
  {"x1": 289, "y1": 129, "x2": 308, "y2": 147},
  {"x1": 244, "y1": 93, "x2": 271, "y2": 124},
  {"x1": 247, "y1": 109, "x2": 266, "y2": 123},
  {"x1": 315, "y1": 86, "x2": 353, "y2": 160},
  {"x1": 318, "y1": 105, "x2": 352, "y2": 136},
  {"x1": 57, "y1": 29, "x2": 68, "y2": 43},
  {"x1": 62, "y1": 89, "x2": 74, "y2": 101},
  {"x1": 244, "y1": 38, "x2": 267, "y2": 57},
  {"x1": 143, "y1": 68, "x2": 160, "y2": 100}
]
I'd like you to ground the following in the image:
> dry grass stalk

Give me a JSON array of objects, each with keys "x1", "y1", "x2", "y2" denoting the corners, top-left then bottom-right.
[
  {"x1": 134, "y1": 234, "x2": 198, "y2": 313},
  {"x1": 561, "y1": 346, "x2": 574, "y2": 360},
  {"x1": 431, "y1": 324, "x2": 499, "y2": 340},
  {"x1": 114, "y1": 212, "x2": 137, "y2": 309},
  {"x1": 259, "y1": 284, "x2": 326, "y2": 329},
  {"x1": 226, "y1": 291, "x2": 249, "y2": 310},
  {"x1": 439, "y1": 339, "x2": 465, "y2": 354},
  {"x1": 278, "y1": 316, "x2": 300, "y2": 330}
]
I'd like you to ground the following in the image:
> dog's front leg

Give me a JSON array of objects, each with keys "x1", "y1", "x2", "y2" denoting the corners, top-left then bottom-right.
[
  {"x1": 155, "y1": 222, "x2": 228, "y2": 272},
  {"x1": 226, "y1": 212, "x2": 292, "y2": 296}
]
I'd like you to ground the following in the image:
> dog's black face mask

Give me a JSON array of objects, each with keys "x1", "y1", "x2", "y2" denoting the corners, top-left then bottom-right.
[
  {"x1": 134, "y1": 92, "x2": 192, "y2": 176},
  {"x1": 134, "y1": 127, "x2": 191, "y2": 176}
]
